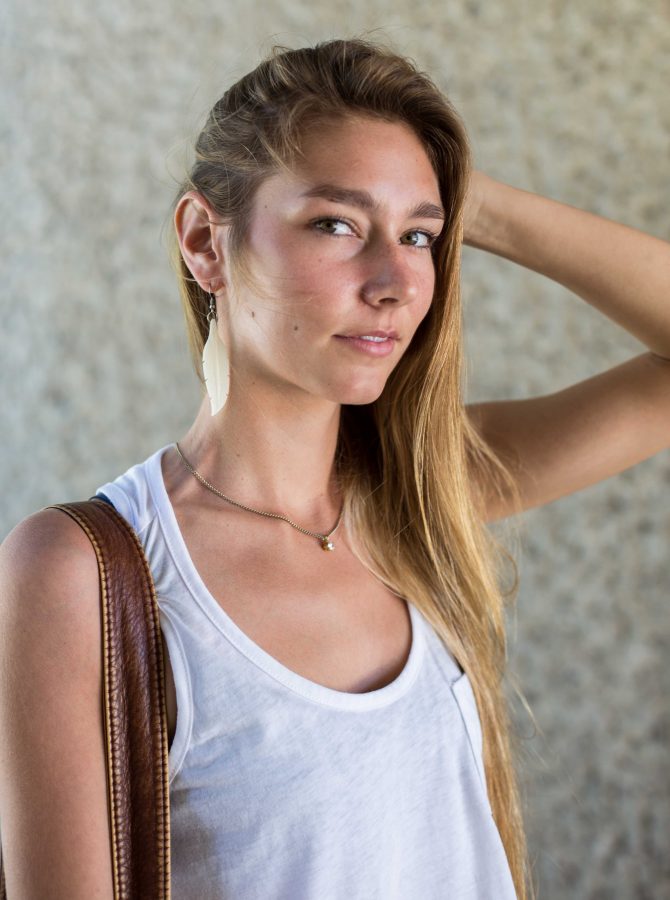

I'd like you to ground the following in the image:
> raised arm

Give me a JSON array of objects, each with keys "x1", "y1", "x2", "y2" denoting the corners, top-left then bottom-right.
[
  {"x1": 463, "y1": 172, "x2": 670, "y2": 521},
  {"x1": 0, "y1": 511, "x2": 115, "y2": 899}
]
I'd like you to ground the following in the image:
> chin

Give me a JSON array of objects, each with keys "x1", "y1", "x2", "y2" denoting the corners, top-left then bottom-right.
[{"x1": 331, "y1": 381, "x2": 387, "y2": 407}]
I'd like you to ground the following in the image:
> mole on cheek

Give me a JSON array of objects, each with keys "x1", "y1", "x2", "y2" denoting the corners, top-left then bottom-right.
[{"x1": 293, "y1": 325, "x2": 299, "y2": 332}]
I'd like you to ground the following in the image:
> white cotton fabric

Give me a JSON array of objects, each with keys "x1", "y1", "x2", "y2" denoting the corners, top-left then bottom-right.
[{"x1": 96, "y1": 445, "x2": 517, "y2": 900}]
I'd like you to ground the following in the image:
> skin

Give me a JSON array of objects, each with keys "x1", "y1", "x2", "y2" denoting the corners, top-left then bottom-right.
[
  {"x1": 214, "y1": 121, "x2": 439, "y2": 406},
  {"x1": 170, "y1": 114, "x2": 443, "y2": 524},
  {"x1": 463, "y1": 170, "x2": 670, "y2": 517},
  {"x1": 1, "y1": 112, "x2": 669, "y2": 898}
]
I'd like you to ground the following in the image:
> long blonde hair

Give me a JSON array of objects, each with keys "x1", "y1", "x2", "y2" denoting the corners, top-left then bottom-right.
[{"x1": 170, "y1": 38, "x2": 528, "y2": 897}]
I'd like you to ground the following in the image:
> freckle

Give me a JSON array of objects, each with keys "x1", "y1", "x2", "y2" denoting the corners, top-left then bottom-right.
[
  {"x1": 251, "y1": 310, "x2": 255, "y2": 318},
  {"x1": 293, "y1": 325, "x2": 299, "y2": 332}
]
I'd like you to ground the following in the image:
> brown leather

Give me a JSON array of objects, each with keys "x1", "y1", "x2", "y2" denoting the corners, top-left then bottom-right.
[{"x1": 0, "y1": 498, "x2": 171, "y2": 900}]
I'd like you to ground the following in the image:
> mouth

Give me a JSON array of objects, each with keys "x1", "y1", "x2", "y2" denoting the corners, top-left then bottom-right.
[
  {"x1": 335, "y1": 330, "x2": 400, "y2": 342},
  {"x1": 333, "y1": 331, "x2": 399, "y2": 357}
]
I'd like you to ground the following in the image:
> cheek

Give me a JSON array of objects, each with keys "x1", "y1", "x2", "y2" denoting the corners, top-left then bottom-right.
[
  {"x1": 274, "y1": 262, "x2": 342, "y2": 328},
  {"x1": 416, "y1": 268, "x2": 436, "y2": 317},
  {"x1": 251, "y1": 236, "x2": 332, "y2": 309}
]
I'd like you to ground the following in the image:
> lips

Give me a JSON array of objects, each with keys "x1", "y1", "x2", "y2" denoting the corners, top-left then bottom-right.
[
  {"x1": 337, "y1": 330, "x2": 400, "y2": 341},
  {"x1": 333, "y1": 332, "x2": 398, "y2": 357}
]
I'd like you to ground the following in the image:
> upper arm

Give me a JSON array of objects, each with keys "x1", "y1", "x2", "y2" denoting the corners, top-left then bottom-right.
[
  {"x1": 467, "y1": 352, "x2": 670, "y2": 522},
  {"x1": 0, "y1": 509, "x2": 115, "y2": 899}
]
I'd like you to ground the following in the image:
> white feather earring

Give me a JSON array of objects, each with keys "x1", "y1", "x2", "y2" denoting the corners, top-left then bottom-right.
[{"x1": 202, "y1": 292, "x2": 230, "y2": 416}]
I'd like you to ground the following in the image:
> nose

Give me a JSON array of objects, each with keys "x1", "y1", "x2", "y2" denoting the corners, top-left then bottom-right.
[{"x1": 359, "y1": 239, "x2": 422, "y2": 307}]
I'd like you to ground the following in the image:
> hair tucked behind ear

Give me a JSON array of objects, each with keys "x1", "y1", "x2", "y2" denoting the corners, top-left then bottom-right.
[{"x1": 169, "y1": 37, "x2": 529, "y2": 897}]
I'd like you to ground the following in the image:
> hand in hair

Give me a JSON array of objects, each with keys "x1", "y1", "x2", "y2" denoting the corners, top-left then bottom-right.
[{"x1": 464, "y1": 173, "x2": 670, "y2": 518}]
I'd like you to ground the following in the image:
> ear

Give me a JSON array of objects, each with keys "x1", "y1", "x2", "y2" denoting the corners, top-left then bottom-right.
[{"x1": 174, "y1": 191, "x2": 229, "y2": 293}]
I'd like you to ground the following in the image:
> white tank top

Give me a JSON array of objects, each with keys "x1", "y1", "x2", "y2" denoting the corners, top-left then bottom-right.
[{"x1": 96, "y1": 445, "x2": 517, "y2": 899}]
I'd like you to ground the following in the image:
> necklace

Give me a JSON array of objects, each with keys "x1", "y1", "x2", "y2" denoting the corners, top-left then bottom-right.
[{"x1": 174, "y1": 442, "x2": 344, "y2": 551}]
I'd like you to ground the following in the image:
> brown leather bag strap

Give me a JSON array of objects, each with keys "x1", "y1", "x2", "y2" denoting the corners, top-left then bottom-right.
[
  {"x1": 54, "y1": 499, "x2": 172, "y2": 899},
  {"x1": 0, "y1": 498, "x2": 171, "y2": 899},
  {"x1": 0, "y1": 498, "x2": 172, "y2": 900},
  {"x1": 60, "y1": 498, "x2": 172, "y2": 899}
]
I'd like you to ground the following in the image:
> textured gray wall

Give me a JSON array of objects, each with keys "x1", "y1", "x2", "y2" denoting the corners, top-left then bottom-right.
[{"x1": 2, "y1": 2, "x2": 669, "y2": 897}]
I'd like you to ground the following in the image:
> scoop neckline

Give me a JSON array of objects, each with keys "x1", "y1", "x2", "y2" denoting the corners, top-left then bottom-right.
[{"x1": 148, "y1": 442, "x2": 425, "y2": 711}]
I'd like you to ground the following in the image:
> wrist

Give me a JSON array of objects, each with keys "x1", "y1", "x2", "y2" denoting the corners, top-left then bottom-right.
[
  {"x1": 463, "y1": 175, "x2": 527, "y2": 260},
  {"x1": 462, "y1": 172, "x2": 503, "y2": 250}
]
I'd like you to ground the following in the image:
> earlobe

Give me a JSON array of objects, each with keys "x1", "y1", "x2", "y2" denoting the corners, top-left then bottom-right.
[{"x1": 174, "y1": 191, "x2": 227, "y2": 292}]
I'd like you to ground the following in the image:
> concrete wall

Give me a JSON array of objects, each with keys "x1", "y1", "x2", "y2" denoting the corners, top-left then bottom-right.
[{"x1": 2, "y1": 1, "x2": 669, "y2": 896}]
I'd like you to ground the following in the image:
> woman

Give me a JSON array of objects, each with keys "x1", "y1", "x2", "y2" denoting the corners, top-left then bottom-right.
[{"x1": 0, "y1": 38, "x2": 668, "y2": 899}]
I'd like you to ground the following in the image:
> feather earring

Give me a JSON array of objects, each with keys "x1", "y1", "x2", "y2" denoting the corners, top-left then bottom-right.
[{"x1": 202, "y1": 292, "x2": 230, "y2": 416}]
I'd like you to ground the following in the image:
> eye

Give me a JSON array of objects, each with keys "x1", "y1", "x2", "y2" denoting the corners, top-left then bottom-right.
[
  {"x1": 312, "y1": 217, "x2": 355, "y2": 236},
  {"x1": 401, "y1": 229, "x2": 438, "y2": 249}
]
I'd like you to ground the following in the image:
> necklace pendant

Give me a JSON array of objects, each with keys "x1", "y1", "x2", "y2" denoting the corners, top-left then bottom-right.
[{"x1": 321, "y1": 538, "x2": 335, "y2": 551}]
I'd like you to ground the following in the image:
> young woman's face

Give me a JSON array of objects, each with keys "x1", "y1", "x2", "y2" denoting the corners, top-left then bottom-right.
[{"x1": 221, "y1": 114, "x2": 445, "y2": 407}]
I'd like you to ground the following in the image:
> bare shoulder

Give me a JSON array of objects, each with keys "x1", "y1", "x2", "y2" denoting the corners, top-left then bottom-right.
[
  {"x1": 0, "y1": 506, "x2": 99, "y2": 592},
  {"x1": 0, "y1": 506, "x2": 102, "y2": 673},
  {"x1": 0, "y1": 507, "x2": 102, "y2": 672},
  {"x1": 0, "y1": 509, "x2": 114, "y2": 898}
]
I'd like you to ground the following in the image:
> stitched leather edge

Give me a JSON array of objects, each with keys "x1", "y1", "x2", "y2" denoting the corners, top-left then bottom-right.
[
  {"x1": 49, "y1": 500, "x2": 171, "y2": 899},
  {"x1": 55, "y1": 503, "x2": 123, "y2": 893}
]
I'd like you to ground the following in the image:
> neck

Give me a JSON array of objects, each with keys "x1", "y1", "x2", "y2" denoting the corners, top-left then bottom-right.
[{"x1": 177, "y1": 390, "x2": 343, "y2": 528}]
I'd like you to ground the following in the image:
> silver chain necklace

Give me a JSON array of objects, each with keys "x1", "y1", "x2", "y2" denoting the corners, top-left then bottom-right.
[{"x1": 174, "y1": 442, "x2": 344, "y2": 551}]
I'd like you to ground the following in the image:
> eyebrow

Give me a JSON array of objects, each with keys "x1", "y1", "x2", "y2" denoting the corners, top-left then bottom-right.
[{"x1": 300, "y1": 183, "x2": 445, "y2": 221}]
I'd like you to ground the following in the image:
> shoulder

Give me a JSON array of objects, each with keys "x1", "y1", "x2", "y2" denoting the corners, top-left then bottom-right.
[
  {"x1": 1, "y1": 506, "x2": 98, "y2": 591},
  {"x1": 0, "y1": 507, "x2": 100, "y2": 662},
  {"x1": 0, "y1": 509, "x2": 116, "y2": 897}
]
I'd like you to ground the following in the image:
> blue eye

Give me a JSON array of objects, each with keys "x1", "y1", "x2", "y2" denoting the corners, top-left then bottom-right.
[
  {"x1": 402, "y1": 229, "x2": 437, "y2": 249},
  {"x1": 313, "y1": 218, "x2": 354, "y2": 235},
  {"x1": 311, "y1": 218, "x2": 437, "y2": 248}
]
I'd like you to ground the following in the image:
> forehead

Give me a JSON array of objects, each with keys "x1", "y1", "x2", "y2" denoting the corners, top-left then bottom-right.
[{"x1": 254, "y1": 115, "x2": 442, "y2": 214}]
